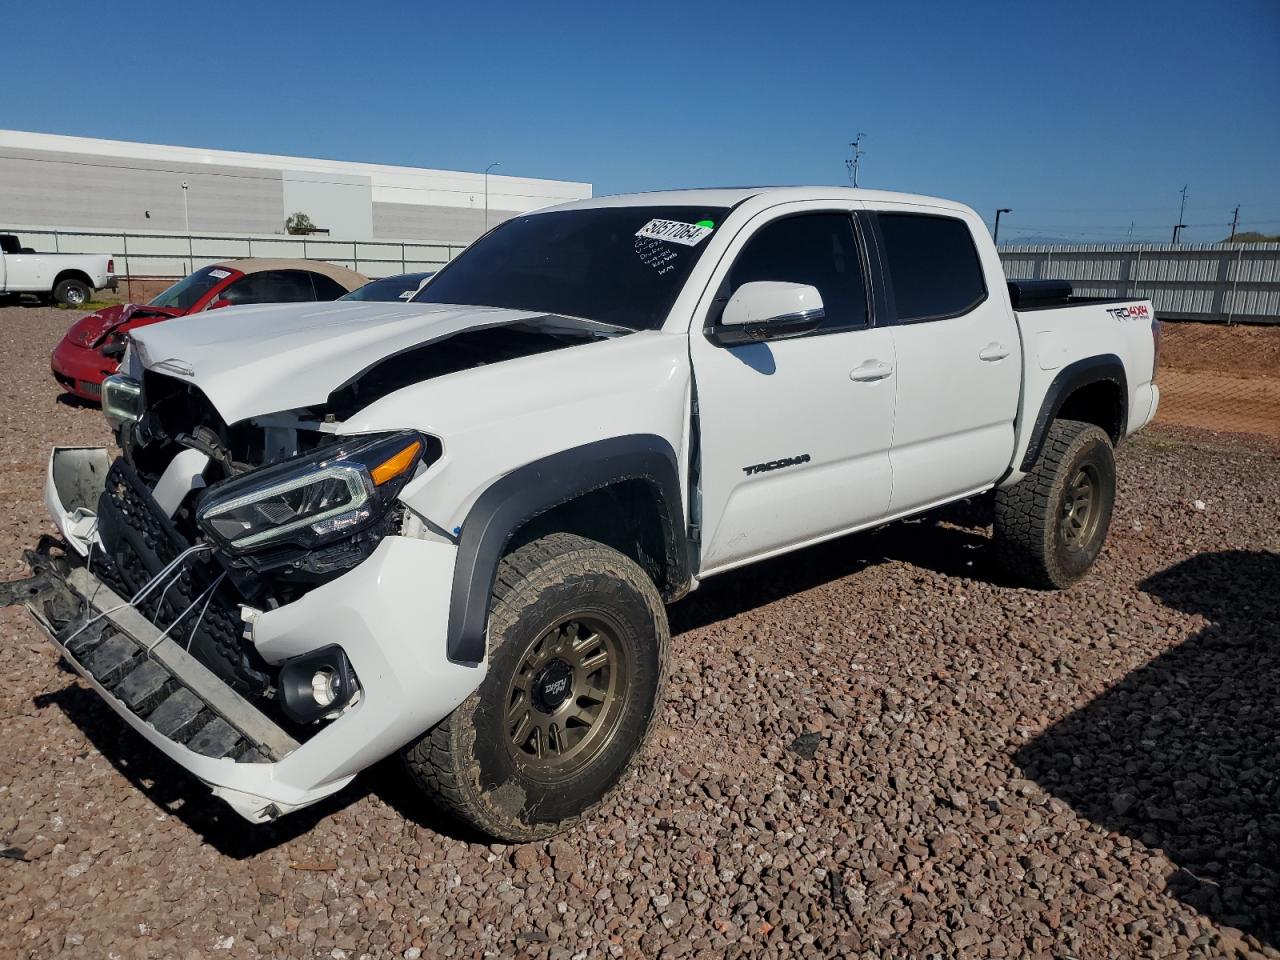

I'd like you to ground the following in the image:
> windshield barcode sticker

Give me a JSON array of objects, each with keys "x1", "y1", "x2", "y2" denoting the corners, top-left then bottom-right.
[
  {"x1": 209, "y1": 269, "x2": 231, "y2": 279},
  {"x1": 635, "y1": 219, "x2": 713, "y2": 246}
]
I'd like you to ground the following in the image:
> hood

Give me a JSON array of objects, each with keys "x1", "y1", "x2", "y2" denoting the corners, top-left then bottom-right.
[
  {"x1": 66, "y1": 302, "x2": 183, "y2": 347},
  {"x1": 129, "y1": 300, "x2": 604, "y2": 424}
]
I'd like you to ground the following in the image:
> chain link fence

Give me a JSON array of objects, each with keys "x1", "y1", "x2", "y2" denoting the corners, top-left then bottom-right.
[{"x1": 1154, "y1": 321, "x2": 1279, "y2": 437}]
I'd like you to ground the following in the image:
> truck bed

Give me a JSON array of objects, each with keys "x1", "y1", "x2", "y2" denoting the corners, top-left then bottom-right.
[{"x1": 1006, "y1": 288, "x2": 1160, "y2": 484}]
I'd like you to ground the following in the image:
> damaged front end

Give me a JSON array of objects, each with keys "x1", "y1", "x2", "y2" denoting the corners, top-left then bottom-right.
[
  {"x1": 99, "y1": 371, "x2": 435, "y2": 702},
  {"x1": 7, "y1": 371, "x2": 483, "y2": 823}
]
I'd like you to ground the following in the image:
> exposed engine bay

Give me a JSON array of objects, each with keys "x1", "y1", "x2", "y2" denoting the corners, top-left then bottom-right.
[{"x1": 95, "y1": 316, "x2": 617, "y2": 713}]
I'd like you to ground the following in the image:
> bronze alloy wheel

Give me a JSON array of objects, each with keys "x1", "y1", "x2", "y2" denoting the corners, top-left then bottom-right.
[
  {"x1": 403, "y1": 532, "x2": 670, "y2": 841},
  {"x1": 1060, "y1": 463, "x2": 1102, "y2": 550},
  {"x1": 503, "y1": 616, "x2": 629, "y2": 780}
]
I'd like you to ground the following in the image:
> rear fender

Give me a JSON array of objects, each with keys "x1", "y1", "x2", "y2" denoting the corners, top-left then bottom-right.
[{"x1": 1019, "y1": 354, "x2": 1127, "y2": 472}]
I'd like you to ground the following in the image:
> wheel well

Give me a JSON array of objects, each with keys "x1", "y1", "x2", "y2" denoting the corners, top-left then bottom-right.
[
  {"x1": 1057, "y1": 379, "x2": 1125, "y2": 443},
  {"x1": 507, "y1": 480, "x2": 678, "y2": 599},
  {"x1": 53, "y1": 269, "x2": 92, "y2": 289}
]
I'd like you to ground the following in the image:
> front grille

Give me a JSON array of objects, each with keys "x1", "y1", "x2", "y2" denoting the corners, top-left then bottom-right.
[{"x1": 94, "y1": 457, "x2": 273, "y2": 699}]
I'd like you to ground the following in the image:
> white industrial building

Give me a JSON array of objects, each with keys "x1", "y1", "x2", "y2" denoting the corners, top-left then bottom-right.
[{"x1": 0, "y1": 129, "x2": 592, "y2": 244}]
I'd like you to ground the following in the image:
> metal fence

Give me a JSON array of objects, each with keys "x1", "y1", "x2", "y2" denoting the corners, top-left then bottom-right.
[
  {"x1": 998, "y1": 242, "x2": 1280, "y2": 325},
  {"x1": 8, "y1": 227, "x2": 1280, "y2": 325},
  {"x1": 2, "y1": 226, "x2": 468, "y2": 280}
]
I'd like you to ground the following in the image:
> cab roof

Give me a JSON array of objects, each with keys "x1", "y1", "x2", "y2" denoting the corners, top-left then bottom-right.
[{"x1": 538, "y1": 186, "x2": 972, "y2": 216}]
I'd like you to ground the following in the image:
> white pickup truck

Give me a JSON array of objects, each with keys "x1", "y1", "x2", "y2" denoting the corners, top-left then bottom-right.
[
  {"x1": 6, "y1": 187, "x2": 1159, "y2": 840},
  {"x1": 0, "y1": 233, "x2": 117, "y2": 305}
]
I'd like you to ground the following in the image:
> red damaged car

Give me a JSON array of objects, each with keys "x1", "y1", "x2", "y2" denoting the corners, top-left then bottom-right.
[{"x1": 51, "y1": 258, "x2": 366, "y2": 401}]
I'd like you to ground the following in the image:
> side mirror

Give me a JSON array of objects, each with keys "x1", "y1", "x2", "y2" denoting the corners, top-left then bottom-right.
[{"x1": 709, "y1": 281, "x2": 825, "y2": 346}]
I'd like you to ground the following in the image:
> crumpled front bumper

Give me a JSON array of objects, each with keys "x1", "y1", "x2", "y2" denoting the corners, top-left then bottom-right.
[{"x1": 15, "y1": 447, "x2": 485, "y2": 823}]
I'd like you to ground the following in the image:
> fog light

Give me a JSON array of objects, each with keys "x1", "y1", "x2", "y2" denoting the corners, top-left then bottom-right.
[
  {"x1": 102, "y1": 374, "x2": 143, "y2": 429},
  {"x1": 311, "y1": 668, "x2": 340, "y2": 707},
  {"x1": 278, "y1": 645, "x2": 357, "y2": 723}
]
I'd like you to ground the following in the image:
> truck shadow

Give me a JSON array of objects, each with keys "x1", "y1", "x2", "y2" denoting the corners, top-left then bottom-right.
[
  {"x1": 1014, "y1": 550, "x2": 1280, "y2": 946},
  {"x1": 34, "y1": 685, "x2": 487, "y2": 858},
  {"x1": 671, "y1": 502, "x2": 1002, "y2": 634}
]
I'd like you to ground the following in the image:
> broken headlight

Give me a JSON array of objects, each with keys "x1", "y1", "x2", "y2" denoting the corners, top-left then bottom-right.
[{"x1": 196, "y1": 431, "x2": 426, "y2": 553}]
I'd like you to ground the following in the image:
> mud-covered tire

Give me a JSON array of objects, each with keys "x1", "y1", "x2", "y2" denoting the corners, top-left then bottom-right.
[
  {"x1": 53, "y1": 278, "x2": 90, "y2": 307},
  {"x1": 994, "y1": 418, "x2": 1116, "y2": 589},
  {"x1": 403, "y1": 533, "x2": 669, "y2": 842}
]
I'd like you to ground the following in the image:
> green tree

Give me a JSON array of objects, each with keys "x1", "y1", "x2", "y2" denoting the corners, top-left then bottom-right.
[
  {"x1": 285, "y1": 212, "x2": 316, "y2": 235},
  {"x1": 1223, "y1": 231, "x2": 1280, "y2": 243}
]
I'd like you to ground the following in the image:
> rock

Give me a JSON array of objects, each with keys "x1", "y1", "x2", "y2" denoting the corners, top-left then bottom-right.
[{"x1": 787, "y1": 733, "x2": 822, "y2": 759}]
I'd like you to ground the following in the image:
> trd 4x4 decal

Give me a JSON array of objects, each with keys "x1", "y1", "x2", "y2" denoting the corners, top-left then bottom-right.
[{"x1": 1105, "y1": 304, "x2": 1150, "y2": 322}]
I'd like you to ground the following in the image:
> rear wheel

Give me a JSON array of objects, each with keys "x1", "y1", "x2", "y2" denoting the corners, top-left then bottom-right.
[
  {"x1": 53, "y1": 278, "x2": 90, "y2": 307},
  {"x1": 994, "y1": 418, "x2": 1116, "y2": 588},
  {"x1": 403, "y1": 533, "x2": 669, "y2": 841}
]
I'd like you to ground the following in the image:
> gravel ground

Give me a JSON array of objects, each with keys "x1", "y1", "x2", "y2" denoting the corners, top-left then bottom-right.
[{"x1": 1, "y1": 305, "x2": 1278, "y2": 959}]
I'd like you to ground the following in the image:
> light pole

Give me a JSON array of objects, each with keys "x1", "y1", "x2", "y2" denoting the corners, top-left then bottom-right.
[
  {"x1": 994, "y1": 208, "x2": 1012, "y2": 245},
  {"x1": 484, "y1": 162, "x2": 501, "y2": 231},
  {"x1": 1171, "y1": 184, "x2": 1188, "y2": 243},
  {"x1": 181, "y1": 181, "x2": 192, "y2": 272}
]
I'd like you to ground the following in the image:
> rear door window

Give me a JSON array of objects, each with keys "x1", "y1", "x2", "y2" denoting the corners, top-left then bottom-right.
[{"x1": 876, "y1": 214, "x2": 987, "y2": 322}]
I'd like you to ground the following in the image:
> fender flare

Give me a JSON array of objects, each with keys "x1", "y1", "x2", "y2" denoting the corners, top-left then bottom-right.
[
  {"x1": 446, "y1": 434, "x2": 688, "y2": 664},
  {"x1": 1020, "y1": 353, "x2": 1127, "y2": 472},
  {"x1": 52, "y1": 268, "x2": 94, "y2": 288}
]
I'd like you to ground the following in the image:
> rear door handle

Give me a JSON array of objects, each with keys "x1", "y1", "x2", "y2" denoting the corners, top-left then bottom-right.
[
  {"x1": 979, "y1": 342, "x2": 1011, "y2": 362},
  {"x1": 849, "y1": 360, "x2": 894, "y2": 382}
]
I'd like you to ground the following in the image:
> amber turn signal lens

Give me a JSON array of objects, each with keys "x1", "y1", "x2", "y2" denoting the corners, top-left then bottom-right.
[{"x1": 370, "y1": 439, "x2": 423, "y2": 486}]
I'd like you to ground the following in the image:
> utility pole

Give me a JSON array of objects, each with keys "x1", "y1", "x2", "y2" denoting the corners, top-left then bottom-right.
[
  {"x1": 484, "y1": 161, "x2": 501, "y2": 231},
  {"x1": 993, "y1": 208, "x2": 1012, "y2": 245},
  {"x1": 845, "y1": 133, "x2": 866, "y2": 187},
  {"x1": 1229, "y1": 205, "x2": 1240, "y2": 242},
  {"x1": 1171, "y1": 184, "x2": 1188, "y2": 243}
]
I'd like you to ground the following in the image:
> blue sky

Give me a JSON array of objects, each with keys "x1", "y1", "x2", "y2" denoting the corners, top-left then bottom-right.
[{"x1": 6, "y1": 0, "x2": 1278, "y2": 243}]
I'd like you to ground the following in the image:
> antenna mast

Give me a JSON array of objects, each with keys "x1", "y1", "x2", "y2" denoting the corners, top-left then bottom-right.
[{"x1": 845, "y1": 134, "x2": 867, "y2": 188}]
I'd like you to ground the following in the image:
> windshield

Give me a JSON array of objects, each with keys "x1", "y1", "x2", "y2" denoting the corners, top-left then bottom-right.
[
  {"x1": 341, "y1": 272, "x2": 434, "y2": 302},
  {"x1": 148, "y1": 265, "x2": 233, "y2": 311},
  {"x1": 414, "y1": 205, "x2": 730, "y2": 330}
]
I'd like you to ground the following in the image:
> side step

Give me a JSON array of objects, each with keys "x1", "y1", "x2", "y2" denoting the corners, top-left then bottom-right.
[{"x1": 24, "y1": 556, "x2": 298, "y2": 764}]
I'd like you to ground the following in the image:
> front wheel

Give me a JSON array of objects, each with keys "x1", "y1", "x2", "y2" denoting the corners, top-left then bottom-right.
[
  {"x1": 994, "y1": 418, "x2": 1116, "y2": 588},
  {"x1": 403, "y1": 533, "x2": 669, "y2": 841}
]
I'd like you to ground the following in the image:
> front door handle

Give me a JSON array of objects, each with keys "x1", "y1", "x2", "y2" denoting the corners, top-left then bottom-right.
[
  {"x1": 979, "y1": 342, "x2": 1011, "y2": 362},
  {"x1": 849, "y1": 359, "x2": 894, "y2": 382}
]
